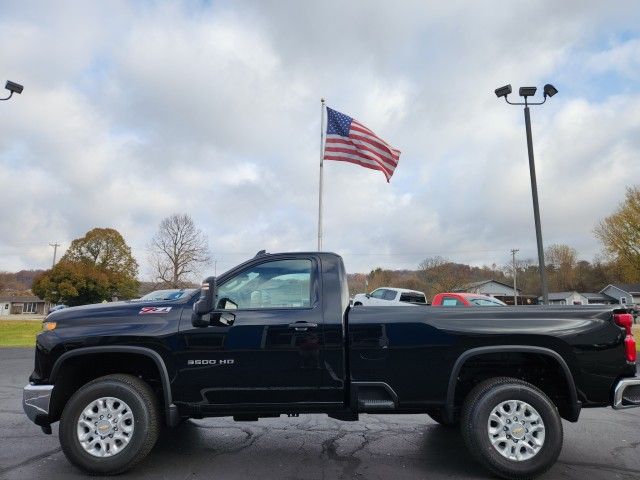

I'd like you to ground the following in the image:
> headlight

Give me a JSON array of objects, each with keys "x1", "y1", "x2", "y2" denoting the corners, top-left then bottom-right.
[{"x1": 42, "y1": 321, "x2": 57, "y2": 331}]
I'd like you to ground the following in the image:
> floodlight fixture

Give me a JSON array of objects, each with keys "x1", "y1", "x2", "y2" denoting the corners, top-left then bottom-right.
[
  {"x1": 543, "y1": 84, "x2": 558, "y2": 98},
  {"x1": 5, "y1": 80, "x2": 23, "y2": 94},
  {"x1": 1, "y1": 80, "x2": 24, "y2": 101},
  {"x1": 519, "y1": 86, "x2": 537, "y2": 98},
  {"x1": 494, "y1": 84, "x2": 512, "y2": 98}
]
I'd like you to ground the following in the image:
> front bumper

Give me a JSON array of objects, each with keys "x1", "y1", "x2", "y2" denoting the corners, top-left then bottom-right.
[
  {"x1": 612, "y1": 377, "x2": 640, "y2": 409},
  {"x1": 23, "y1": 383, "x2": 53, "y2": 426}
]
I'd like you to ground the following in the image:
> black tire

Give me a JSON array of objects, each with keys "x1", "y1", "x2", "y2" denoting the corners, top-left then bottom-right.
[
  {"x1": 460, "y1": 377, "x2": 563, "y2": 480},
  {"x1": 59, "y1": 374, "x2": 160, "y2": 475},
  {"x1": 353, "y1": 302, "x2": 362, "y2": 306},
  {"x1": 427, "y1": 410, "x2": 457, "y2": 427}
]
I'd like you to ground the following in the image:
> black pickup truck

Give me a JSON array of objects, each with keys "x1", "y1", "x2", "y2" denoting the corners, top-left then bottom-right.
[{"x1": 23, "y1": 251, "x2": 640, "y2": 479}]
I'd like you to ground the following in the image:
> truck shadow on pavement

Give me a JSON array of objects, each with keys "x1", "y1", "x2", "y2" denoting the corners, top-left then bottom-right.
[{"x1": 132, "y1": 416, "x2": 488, "y2": 480}]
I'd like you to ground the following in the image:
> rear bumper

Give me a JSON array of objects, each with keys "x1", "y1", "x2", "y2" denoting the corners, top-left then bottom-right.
[
  {"x1": 23, "y1": 383, "x2": 53, "y2": 426},
  {"x1": 613, "y1": 377, "x2": 640, "y2": 409}
]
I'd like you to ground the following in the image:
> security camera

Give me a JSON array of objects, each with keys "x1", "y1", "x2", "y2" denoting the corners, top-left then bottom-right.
[
  {"x1": 494, "y1": 85, "x2": 512, "y2": 98},
  {"x1": 5, "y1": 80, "x2": 24, "y2": 95},
  {"x1": 519, "y1": 86, "x2": 537, "y2": 97}
]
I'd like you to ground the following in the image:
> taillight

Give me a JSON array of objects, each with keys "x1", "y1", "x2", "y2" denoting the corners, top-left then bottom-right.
[{"x1": 614, "y1": 313, "x2": 636, "y2": 362}]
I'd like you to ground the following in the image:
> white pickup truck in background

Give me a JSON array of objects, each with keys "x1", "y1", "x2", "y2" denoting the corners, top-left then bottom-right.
[{"x1": 351, "y1": 287, "x2": 428, "y2": 306}]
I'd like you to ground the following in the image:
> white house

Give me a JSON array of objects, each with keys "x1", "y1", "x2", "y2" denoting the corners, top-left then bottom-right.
[
  {"x1": 582, "y1": 292, "x2": 614, "y2": 305},
  {"x1": 0, "y1": 296, "x2": 49, "y2": 315},
  {"x1": 454, "y1": 280, "x2": 538, "y2": 305},
  {"x1": 455, "y1": 280, "x2": 520, "y2": 297},
  {"x1": 542, "y1": 292, "x2": 589, "y2": 305},
  {"x1": 600, "y1": 284, "x2": 640, "y2": 306}
]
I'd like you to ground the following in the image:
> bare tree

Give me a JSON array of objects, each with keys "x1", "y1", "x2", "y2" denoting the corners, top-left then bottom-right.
[
  {"x1": 417, "y1": 256, "x2": 469, "y2": 297},
  {"x1": 149, "y1": 214, "x2": 211, "y2": 287},
  {"x1": 545, "y1": 243, "x2": 578, "y2": 291}
]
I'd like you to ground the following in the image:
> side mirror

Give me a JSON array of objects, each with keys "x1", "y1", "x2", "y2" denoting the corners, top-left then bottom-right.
[
  {"x1": 191, "y1": 276, "x2": 217, "y2": 327},
  {"x1": 365, "y1": 293, "x2": 371, "y2": 299}
]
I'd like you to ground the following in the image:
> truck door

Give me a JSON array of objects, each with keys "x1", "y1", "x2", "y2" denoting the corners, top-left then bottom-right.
[
  {"x1": 176, "y1": 257, "x2": 323, "y2": 406},
  {"x1": 368, "y1": 289, "x2": 387, "y2": 305}
]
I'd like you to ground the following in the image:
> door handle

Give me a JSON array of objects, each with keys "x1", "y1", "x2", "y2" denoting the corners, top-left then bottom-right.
[{"x1": 288, "y1": 322, "x2": 318, "y2": 332}]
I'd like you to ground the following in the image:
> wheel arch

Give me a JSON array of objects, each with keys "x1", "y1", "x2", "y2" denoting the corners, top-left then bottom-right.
[
  {"x1": 50, "y1": 346, "x2": 177, "y2": 426},
  {"x1": 444, "y1": 345, "x2": 579, "y2": 424}
]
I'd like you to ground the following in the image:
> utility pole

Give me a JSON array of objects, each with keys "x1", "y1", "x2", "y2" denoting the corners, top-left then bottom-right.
[
  {"x1": 49, "y1": 243, "x2": 60, "y2": 267},
  {"x1": 511, "y1": 249, "x2": 519, "y2": 305}
]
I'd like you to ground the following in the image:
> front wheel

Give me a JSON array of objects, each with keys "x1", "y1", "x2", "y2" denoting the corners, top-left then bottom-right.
[
  {"x1": 460, "y1": 377, "x2": 563, "y2": 480},
  {"x1": 59, "y1": 374, "x2": 160, "y2": 475}
]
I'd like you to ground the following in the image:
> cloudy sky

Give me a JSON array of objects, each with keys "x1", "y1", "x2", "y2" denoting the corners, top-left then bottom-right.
[{"x1": 1, "y1": 1, "x2": 640, "y2": 278}]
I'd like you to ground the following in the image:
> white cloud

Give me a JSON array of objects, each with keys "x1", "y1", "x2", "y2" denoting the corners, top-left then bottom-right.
[{"x1": 587, "y1": 38, "x2": 640, "y2": 79}]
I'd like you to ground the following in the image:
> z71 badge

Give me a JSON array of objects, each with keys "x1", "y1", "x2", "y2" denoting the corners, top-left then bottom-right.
[
  {"x1": 139, "y1": 306, "x2": 172, "y2": 314},
  {"x1": 187, "y1": 359, "x2": 235, "y2": 366}
]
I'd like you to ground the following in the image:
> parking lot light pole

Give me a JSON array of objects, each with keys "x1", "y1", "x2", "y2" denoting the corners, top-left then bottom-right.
[{"x1": 495, "y1": 84, "x2": 558, "y2": 305}]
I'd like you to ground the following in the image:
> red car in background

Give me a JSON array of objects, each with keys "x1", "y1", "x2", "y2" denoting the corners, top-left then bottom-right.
[{"x1": 432, "y1": 292, "x2": 507, "y2": 306}]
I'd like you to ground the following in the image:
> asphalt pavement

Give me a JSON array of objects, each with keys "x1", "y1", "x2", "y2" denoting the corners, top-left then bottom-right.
[{"x1": 1, "y1": 347, "x2": 639, "y2": 480}]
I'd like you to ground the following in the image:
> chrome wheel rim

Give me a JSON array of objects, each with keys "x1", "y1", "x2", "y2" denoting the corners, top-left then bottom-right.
[
  {"x1": 77, "y1": 397, "x2": 135, "y2": 457},
  {"x1": 487, "y1": 399, "x2": 545, "y2": 461}
]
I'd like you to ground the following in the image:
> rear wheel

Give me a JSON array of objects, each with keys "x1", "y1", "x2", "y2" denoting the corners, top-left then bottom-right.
[
  {"x1": 59, "y1": 374, "x2": 160, "y2": 475},
  {"x1": 460, "y1": 377, "x2": 562, "y2": 480}
]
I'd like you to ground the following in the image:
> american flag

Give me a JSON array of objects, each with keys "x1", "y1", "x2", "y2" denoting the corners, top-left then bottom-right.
[{"x1": 323, "y1": 107, "x2": 401, "y2": 182}]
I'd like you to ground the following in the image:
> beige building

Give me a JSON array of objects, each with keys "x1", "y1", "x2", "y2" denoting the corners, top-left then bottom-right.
[{"x1": 0, "y1": 296, "x2": 49, "y2": 315}]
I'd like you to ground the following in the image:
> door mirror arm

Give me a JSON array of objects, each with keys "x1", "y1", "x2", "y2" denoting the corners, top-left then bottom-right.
[{"x1": 191, "y1": 276, "x2": 217, "y2": 327}]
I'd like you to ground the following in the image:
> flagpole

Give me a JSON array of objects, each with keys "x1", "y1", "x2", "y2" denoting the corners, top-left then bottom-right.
[{"x1": 317, "y1": 98, "x2": 326, "y2": 251}]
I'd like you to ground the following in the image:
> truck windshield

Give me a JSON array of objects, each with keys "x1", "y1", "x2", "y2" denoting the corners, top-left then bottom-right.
[
  {"x1": 469, "y1": 297, "x2": 506, "y2": 306},
  {"x1": 137, "y1": 289, "x2": 197, "y2": 301}
]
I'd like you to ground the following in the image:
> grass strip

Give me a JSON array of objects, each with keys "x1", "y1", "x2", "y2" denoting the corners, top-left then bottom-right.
[{"x1": 0, "y1": 320, "x2": 41, "y2": 347}]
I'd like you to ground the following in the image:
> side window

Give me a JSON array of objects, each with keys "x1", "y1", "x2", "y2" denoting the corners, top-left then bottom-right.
[
  {"x1": 370, "y1": 289, "x2": 386, "y2": 299},
  {"x1": 442, "y1": 297, "x2": 461, "y2": 306},
  {"x1": 382, "y1": 290, "x2": 397, "y2": 301},
  {"x1": 24, "y1": 302, "x2": 37, "y2": 314},
  {"x1": 401, "y1": 293, "x2": 426, "y2": 304},
  {"x1": 217, "y1": 259, "x2": 312, "y2": 309}
]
